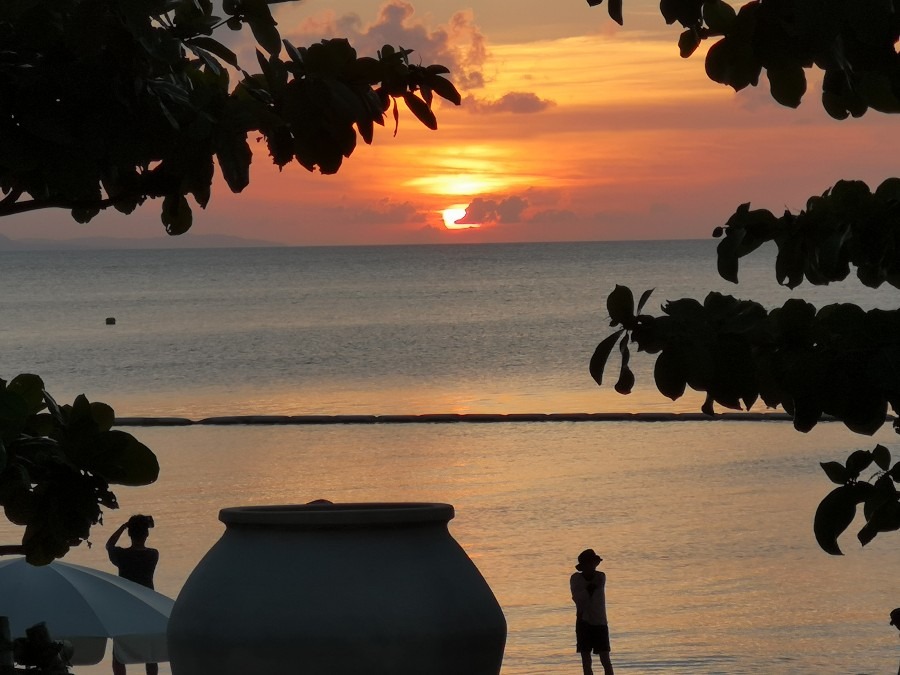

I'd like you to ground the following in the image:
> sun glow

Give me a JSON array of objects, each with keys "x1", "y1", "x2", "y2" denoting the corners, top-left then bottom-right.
[
  {"x1": 441, "y1": 204, "x2": 480, "y2": 230},
  {"x1": 408, "y1": 174, "x2": 515, "y2": 196}
]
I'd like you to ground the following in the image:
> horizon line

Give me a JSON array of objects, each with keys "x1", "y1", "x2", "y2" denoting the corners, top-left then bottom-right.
[
  {"x1": 0, "y1": 235, "x2": 716, "y2": 252},
  {"x1": 111, "y1": 411, "x2": 825, "y2": 427}
]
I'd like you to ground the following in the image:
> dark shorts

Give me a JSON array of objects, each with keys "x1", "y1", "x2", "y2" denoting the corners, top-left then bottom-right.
[{"x1": 575, "y1": 619, "x2": 610, "y2": 654}]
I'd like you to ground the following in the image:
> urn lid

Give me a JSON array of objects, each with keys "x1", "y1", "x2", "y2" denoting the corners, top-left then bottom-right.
[{"x1": 218, "y1": 502, "x2": 455, "y2": 528}]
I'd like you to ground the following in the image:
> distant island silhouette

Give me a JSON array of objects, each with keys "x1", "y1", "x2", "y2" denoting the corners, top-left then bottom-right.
[{"x1": 0, "y1": 233, "x2": 285, "y2": 251}]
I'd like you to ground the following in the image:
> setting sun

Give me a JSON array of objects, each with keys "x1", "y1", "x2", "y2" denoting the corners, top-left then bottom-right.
[{"x1": 441, "y1": 204, "x2": 480, "y2": 230}]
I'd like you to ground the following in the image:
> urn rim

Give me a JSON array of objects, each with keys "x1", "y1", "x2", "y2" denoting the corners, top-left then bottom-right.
[{"x1": 218, "y1": 502, "x2": 455, "y2": 527}]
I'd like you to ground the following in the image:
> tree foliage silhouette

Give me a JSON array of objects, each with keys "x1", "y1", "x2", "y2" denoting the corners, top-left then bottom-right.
[
  {"x1": 587, "y1": 0, "x2": 900, "y2": 555},
  {"x1": 0, "y1": 0, "x2": 460, "y2": 231}
]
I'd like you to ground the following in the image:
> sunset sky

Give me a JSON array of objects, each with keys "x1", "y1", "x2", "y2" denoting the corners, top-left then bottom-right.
[{"x1": 7, "y1": 0, "x2": 900, "y2": 245}]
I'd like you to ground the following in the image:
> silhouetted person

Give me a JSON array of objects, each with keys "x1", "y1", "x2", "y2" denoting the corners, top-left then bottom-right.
[
  {"x1": 890, "y1": 608, "x2": 900, "y2": 674},
  {"x1": 570, "y1": 549, "x2": 613, "y2": 675},
  {"x1": 106, "y1": 515, "x2": 159, "y2": 675}
]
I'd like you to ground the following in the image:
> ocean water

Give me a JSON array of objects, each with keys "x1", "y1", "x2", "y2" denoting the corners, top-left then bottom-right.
[
  {"x1": 1, "y1": 241, "x2": 900, "y2": 673},
  {"x1": 3, "y1": 240, "x2": 897, "y2": 418}
]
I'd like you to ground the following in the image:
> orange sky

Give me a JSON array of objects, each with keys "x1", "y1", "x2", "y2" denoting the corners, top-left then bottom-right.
[{"x1": 7, "y1": 0, "x2": 900, "y2": 245}]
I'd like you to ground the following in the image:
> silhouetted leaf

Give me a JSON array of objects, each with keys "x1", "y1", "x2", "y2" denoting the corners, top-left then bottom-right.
[
  {"x1": 161, "y1": 194, "x2": 192, "y2": 235},
  {"x1": 590, "y1": 329, "x2": 625, "y2": 387},
  {"x1": 614, "y1": 336, "x2": 634, "y2": 394},
  {"x1": 775, "y1": 238, "x2": 804, "y2": 288},
  {"x1": 792, "y1": 394, "x2": 822, "y2": 432},
  {"x1": 845, "y1": 449, "x2": 874, "y2": 478},
  {"x1": 814, "y1": 484, "x2": 867, "y2": 555},
  {"x1": 858, "y1": 500, "x2": 900, "y2": 546},
  {"x1": 702, "y1": 0, "x2": 736, "y2": 32},
  {"x1": 185, "y1": 49, "x2": 221, "y2": 77},
  {"x1": 659, "y1": 0, "x2": 703, "y2": 25},
  {"x1": 216, "y1": 133, "x2": 252, "y2": 193},
  {"x1": 654, "y1": 349, "x2": 687, "y2": 400},
  {"x1": 283, "y1": 39, "x2": 304, "y2": 65},
  {"x1": 420, "y1": 85, "x2": 433, "y2": 106},
  {"x1": 822, "y1": 90, "x2": 851, "y2": 120},
  {"x1": 90, "y1": 402, "x2": 115, "y2": 433},
  {"x1": 266, "y1": 126, "x2": 294, "y2": 167},
  {"x1": 841, "y1": 395, "x2": 888, "y2": 436},
  {"x1": 392, "y1": 98, "x2": 399, "y2": 136},
  {"x1": 72, "y1": 207, "x2": 101, "y2": 224},
  {"x1": 83, "y1": 431, "x2": 160, "y2": 486},
  {"x1": 427, "y1": 74, "x2": 462, "y2": 106},
  {"x1": 863, "y1": 475, "x2": 898, "y2": 525},
  {"x1": 187, "y1": 36, "x2": 239, "y2": 68},
  {"x1": 7, "y1": 374, "x2": 45, "y2": 416},
  {"x1": 636, "y1": 288, "x2": 655, "y2": 313},
  {"x1": 608, "y1": 0, "x2": 623, "y2": 25},
  {"x1": 875, "y1": 177, "x2": 900, "y2": 202},
  {"x1": 678, "y1": 29, "x2": 701, "y2": 58},
  {"x1": 607, "y1": 285, "x2": 635, "y2": 326},
  {"x1": 403, "y1": 92, "x2": 437, "y2": 130},
  {"x1": 768, "y1": 65, "x2": 806, "y2": 108},
  {"x1": 255, "y1": 48, "x2": 286, "y2": 93},
  {"x1": 246, "y1": 10, "x2": 281, "y2": 56},
  {"x1": 704, "y1": 28, "x2": 760, "y2": 91},
  {"x1": 705, "y1": 38, "x2": 733, "y2": 85},
  {"x1": 820, "y1": 461, "x2": 850, "y2": 485},
  {"x1": 358, "y1": 115, "x2": 374, "y2": 144}
]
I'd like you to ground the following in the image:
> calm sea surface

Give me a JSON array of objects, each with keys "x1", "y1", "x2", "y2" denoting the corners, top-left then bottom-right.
[{"x1": 1, "y1": 241, "x2": 900, "y2": 673}]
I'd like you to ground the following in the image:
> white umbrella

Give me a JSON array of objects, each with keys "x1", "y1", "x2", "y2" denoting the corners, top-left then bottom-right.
[{"x1": 0, "y1": 557, "x2": 173, "y2": 665}]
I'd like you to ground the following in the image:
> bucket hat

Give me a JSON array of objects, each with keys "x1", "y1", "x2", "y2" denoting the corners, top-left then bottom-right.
[{"x1": 575, "y1": 548, "x2": 603, "y2": 571}]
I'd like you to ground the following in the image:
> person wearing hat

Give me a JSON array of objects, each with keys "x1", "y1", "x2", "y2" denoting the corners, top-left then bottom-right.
[
  {"x1": 890, "y1": 608, "x2": 900, "y2": 674},
  {"x1": 570, "y1": 548, "x2": 614, "y2": 675}
]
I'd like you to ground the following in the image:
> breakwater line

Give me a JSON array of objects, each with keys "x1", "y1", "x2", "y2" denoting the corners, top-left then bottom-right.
[{"x1": 112, "y1": 412, "x2": 812, "y2": 427}]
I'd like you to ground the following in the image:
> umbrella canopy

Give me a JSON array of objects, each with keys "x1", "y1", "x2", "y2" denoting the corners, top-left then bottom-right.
[{"x1": 0, "y1": 557, "x2": 173, "y2": 665}]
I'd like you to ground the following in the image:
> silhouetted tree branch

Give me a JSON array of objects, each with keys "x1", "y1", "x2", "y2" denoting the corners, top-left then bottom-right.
[{"x1": 0, "y1": 0, "x2": 461, "y2": 232}]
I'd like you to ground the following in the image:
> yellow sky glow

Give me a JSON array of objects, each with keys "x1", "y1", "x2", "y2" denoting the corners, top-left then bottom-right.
[
  {"x1": 484, "y1": 34, "x2": 722, "y2": 107},
  {"x1": 406, "y1": 173, "x2": 531, "y2": 196},
  {"x1": 392, "y1": 33, "x2": 733, "y2": 210}
]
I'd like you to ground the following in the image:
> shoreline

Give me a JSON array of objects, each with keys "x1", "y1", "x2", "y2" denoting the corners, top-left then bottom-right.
[{"x1": 111, "y1": 411, "x2": 825, "y2": 426}]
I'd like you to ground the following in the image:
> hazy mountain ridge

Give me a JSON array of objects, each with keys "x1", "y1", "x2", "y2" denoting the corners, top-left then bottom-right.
[{"x1": 0, "y1": 233, "x2": 283, "y2": 251}]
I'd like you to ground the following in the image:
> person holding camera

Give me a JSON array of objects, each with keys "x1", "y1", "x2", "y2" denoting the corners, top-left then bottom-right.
[
  {"x1": 570, "y1": 548, "x2": 614, "y2": 675},
  {"x1": 106, "y1": 515, "x2": 159, "y2": 675}
]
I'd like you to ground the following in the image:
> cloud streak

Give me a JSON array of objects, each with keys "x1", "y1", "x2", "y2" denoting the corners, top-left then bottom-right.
[
  {"x1": 463, "y1": 92, "x2": 556, "y2": 114},
  {"x1": 455, "y1": 195, "x2": 528, "y2": 225}
]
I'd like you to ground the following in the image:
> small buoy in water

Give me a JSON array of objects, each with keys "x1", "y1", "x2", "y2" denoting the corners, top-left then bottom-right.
[{"x1": 105, "y1": 317, "x2": 116, "y2": 325}]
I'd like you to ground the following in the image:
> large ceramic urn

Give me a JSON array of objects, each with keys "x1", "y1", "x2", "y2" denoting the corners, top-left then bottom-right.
[{"x1": 167, "y1": 502, "x2": 506, "y2": 674}]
